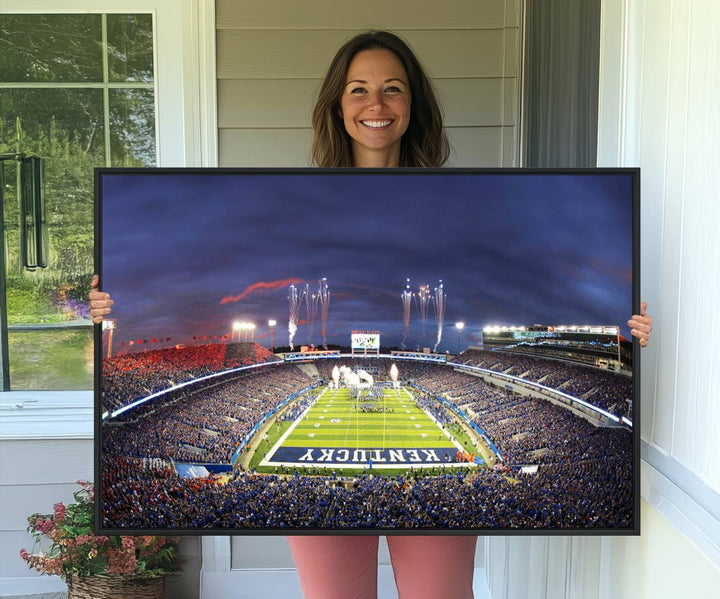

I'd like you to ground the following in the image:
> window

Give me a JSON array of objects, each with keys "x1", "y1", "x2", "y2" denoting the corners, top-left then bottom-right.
[{"x1": 0, "y1": 13, "x2": 156, "y2": 390}]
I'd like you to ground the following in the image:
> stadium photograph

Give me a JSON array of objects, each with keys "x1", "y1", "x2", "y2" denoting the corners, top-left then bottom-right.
[{"x1": 96, "y1": 169, "x2": 638, "y2": 534}]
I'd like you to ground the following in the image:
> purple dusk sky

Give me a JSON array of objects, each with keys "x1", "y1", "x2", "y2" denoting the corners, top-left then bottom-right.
[{"x1": 99, "y1": 170, "x2": 635, "y2": 353}]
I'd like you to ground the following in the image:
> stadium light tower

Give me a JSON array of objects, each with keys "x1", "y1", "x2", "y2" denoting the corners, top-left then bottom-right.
[
  {"x1": 233, "y1": 321, "x2": 242, "y2": 343},
  {"x1": 102, "y1": 319, "x2": 117, "y2": 359},
  {"x1": 455, "y1": 321, "x2": 465, "y2": 354},
  {"x1": 268, "y1": 319, "x2": 277, "y2": 352},
  {"x1": 249, "y1": 323, "x2": 256, "y2": 343}
]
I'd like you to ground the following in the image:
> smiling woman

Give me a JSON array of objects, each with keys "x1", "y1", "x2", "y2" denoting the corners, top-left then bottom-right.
[
  {"x1": 340, "y1": 49, "x2": 412, "y2": 167},
  {"x1": 311, "y1": 30, "x2": 449, "y2": 168}
]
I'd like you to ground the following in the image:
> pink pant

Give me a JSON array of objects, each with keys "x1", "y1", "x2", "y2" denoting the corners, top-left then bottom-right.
[{"x1": 287, "y1": 535, "x2": 477, "y2": 599}]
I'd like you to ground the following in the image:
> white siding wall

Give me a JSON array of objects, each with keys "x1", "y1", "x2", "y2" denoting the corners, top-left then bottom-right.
[
  {"x1": 216, "y1": 0, "x2": 521, "y2": 167},
  {"x1": 0, "y1": 417, "x2": 94, "y2": 597},
  {"x1": 485, "y1": 1, "x2": 720, "y2": 597}
]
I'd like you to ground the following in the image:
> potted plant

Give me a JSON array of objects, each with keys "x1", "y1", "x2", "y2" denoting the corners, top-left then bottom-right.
[{"x1": 20, "y1": 480, "x2": 182, "y2": 599}]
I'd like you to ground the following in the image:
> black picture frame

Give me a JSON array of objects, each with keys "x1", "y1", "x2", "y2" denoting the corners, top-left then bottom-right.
[{"x1": 95, "y1": 167, "x2": 640, "y2": 536}]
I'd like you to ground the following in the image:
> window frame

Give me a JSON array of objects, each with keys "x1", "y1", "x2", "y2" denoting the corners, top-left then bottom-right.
[{"x1": 0, "y1": 0, "x2": 217, "y2": 429}]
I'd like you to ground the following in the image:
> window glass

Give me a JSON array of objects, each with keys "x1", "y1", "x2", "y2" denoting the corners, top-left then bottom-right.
[
  {"x1": 0, "y1": 13, "x2": 155, "y2": 390},
  {"x1": 107, "y1": 14, "x2": 154, "y2": 83},
  {"x1": 0, "y1": 15, "x2": 103, "y2": 82},
  {"x1": 8, "y1": 330, "x2": 93, "y2": 390},
  {"x1": 109, "y1": 89, "x2": 156, "y2": 167},
  {"x1": 0, "y1": 89, "x2": 106, "y2": 161}
]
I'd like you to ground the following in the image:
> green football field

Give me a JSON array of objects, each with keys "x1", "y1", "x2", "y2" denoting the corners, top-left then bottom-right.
[
  {"x1": 260, "y1": 387, "x2": 466, "y2": 470},
  {"x1": 283, "y1": 387, "x2": 457, "y2": 449}
]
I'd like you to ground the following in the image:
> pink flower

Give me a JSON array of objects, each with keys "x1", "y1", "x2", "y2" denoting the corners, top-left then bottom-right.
[
  {"x1": 19, "y1": 548, "x2": 29, "y2": 562},
  {"x1": 138, "y1": 535, "x2": 155, "y2": 547},
  {"x1": 43, "y1": 557, "x2": 64, "y2": 576},
  {"x1": 34, "y1": 518, "x2": 54, "y2": 535},
  {"x1": 121, "y1": 537, "x2": 135, "y2": 550},
  {"x1": 53, "y1": 502, "x2": 66, "y2": 522}
]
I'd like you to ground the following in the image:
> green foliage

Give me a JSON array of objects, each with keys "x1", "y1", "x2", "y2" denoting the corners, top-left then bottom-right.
[{"x1": 6, "y1": 284, "x2": 59, "y2": 324}]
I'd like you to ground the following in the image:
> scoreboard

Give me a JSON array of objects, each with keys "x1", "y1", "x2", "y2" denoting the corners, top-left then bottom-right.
[{"x1": 351, "y1": 330, "x2": 380, "y2": 354}]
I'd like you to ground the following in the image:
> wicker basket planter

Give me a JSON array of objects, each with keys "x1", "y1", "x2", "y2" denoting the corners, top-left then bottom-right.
[{"x1": 67, "y1": 575, "x2": 164, "y2": 599}]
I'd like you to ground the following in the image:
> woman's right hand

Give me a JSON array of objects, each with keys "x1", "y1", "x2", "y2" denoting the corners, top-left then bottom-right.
[
  {"x1": 89, "y1": 274, "x2": 113, "y2": 324},
  {"x1": 627, "y1": 301, "x2": 653, "y2": 348}
]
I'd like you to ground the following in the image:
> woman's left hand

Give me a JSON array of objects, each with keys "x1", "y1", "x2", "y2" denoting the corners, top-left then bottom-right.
[
  {"x1": 89, "y1": 274, "x2": 113, "y2": 325},
  {"x1": 628, "y1": 301, "x2": 653, "y2": 348}
]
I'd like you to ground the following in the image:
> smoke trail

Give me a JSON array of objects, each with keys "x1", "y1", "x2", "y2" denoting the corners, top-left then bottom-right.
[
  {"x1": 318, "y1": 278, "x2": 330, "y2": 349},
  {"x1": 433, "y1": 280, "x2": 446, "y2": 352},
  {"x1": 401, "y1": 278, "x2": 412, "y2": 349},
  {"x1": 303, "y1": 284, "x2": 320, "y2": 348},
  {"x1": 288, "y1": 284, "x2": 300, "y2": 350}
]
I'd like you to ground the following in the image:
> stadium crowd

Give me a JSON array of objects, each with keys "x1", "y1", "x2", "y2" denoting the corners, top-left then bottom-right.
[
  {"x1": 103, "y1": 364, "x2": 313, "y2": 463},
  {"x1": 101, "y1": 453, "x2": 632, "y2": 530},
  {"x1": 409, "y1": 366, "x2": 631, "y2": 466},
  {"x1": 102, "y1": 342, "x2": 277, "y2": 413},
  {"x1": 101, "y1": 354, "x2": 633, "y2": 531},
  {"x1": 456, "y1": 348, "x2": 632, "y2": 416}
]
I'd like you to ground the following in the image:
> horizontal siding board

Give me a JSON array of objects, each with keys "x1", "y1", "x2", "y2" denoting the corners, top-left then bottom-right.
[
  {"x1": 218, "y1": 79, "x2": 319, "y2": 128},
  {"x1": 1, "y1": 531, "x2": 54, "y2": 578},
  {"x1": 503, "y1": 27, "x2": 519, "y2": 78},
  {"x1": 218, "y1": 78, "x2": 512, "y2": 128},
  {"x1": 505, "y1": 0, "x2": 521, "y2": 28},
  {"x1": 503, "y1": 78, "x2": 517, "y2": 126},
  {"x1": 446, "y1": 126, "x2": 504, "y2": 167},
  {"x1": 217, "y1": 30, "x2": 507, "y2": 79},
  {"x1": 438, "y1": 79, "x2": 507, "y2": 127},
  {"x1": 231, "y1": 536, "x2": 296, "y2": 569},
  {"x1": 0, "y1": 439, "x2": 93, "y2": 485},
  {"x1": 0, "y1": 483, "x2": 82, "y2": 530},
  {"x1": 219, "y1": 129, "x2": 314, "y2": 167},
  {"x1": 217, "y1": 0, "x2": 508, "y2": 30},
  {"x1": 503, "y1": 124, "x2": 519, "y2": 166}
]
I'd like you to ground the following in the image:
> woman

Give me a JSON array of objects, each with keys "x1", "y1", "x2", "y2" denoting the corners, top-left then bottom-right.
[{"x1": 90, "y1": 31, "x2": 653, "y2": 599}]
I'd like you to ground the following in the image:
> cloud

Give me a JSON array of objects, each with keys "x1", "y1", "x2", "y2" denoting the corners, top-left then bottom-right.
[{"x1": 219, "y1": 278, "x2": 303, "y2": 305}]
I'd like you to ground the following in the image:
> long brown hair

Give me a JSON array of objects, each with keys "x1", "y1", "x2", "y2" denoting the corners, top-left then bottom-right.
[{"x1": 311, "y1": 31, "x2": 449, "y2": 167}]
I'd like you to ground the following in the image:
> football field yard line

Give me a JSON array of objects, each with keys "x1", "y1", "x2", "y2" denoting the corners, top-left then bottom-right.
[
  {"x1": 260, "y1": 386, "x2": 472, "y2": 469},
  {"x1": 259, "y1": 386, "x2": 327, "y2": 467},
  {"x1": 403, "y1": 387, "x2": 466, "y2": 450}
]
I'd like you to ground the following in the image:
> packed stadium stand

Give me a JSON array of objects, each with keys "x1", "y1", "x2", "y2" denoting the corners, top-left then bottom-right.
[
  {"x1": 100, "y1": 346, "x2": 633, "y2": 531},
  {"x1": 102, "y1": 342, "x2": 277, "y2": 413},
  {"x1": 456, "y1": 348, "x2": 632, "y2": 417}
]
